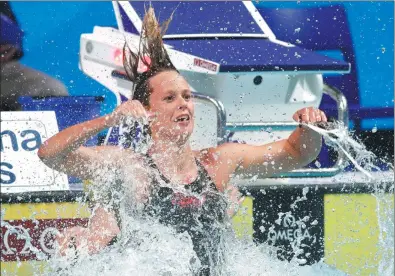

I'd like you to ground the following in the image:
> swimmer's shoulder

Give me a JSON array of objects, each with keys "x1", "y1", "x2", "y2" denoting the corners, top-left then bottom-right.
[
  {"x1": 195, "y1": 143, "x2": 241, "y2": 165},
  {"x1": 195, "y1": 147, "x2": 218, "y2": 167},
  {"x1": 196, "y1": 143, "x2": 243, "y2": 174},
  {"x1": 195, "y1": 145, "x2": 239, "y2": 191}
]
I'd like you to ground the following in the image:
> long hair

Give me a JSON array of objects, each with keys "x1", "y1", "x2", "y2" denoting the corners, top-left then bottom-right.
[
  {"x1": 121, "y1": 6, "x2": 178, "y2": 148},
  {"x1": 123, "y1": 6, "x2": 178, "y2": 106}
]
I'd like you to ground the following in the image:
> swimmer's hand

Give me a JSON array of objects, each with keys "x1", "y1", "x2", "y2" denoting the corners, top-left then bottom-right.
[
  {"x1": 226, "y1": 185, "x2": 245, "y2": 218},
  {"x1": 292, "y1": 107, "x2": 328, "y2": 125},
  {"x1": 105, "y1": 100, "x2": 156, "y2": 127},
  {"x1": 56, "y1": 225, "x2": 118, "y2": 256},
  {"x1": 56, "y1": 226, "x2": 87, "y2": 256},
  {"x1": 286, "y1": 107, "x2": 328, "y2": 165}
]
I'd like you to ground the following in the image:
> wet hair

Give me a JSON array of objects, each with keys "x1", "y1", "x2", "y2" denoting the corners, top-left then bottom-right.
[
  {"x1": 121, "y1": 6, "x2": 178, "y2": 148},
  {"x1": 123, "y1": 6, "x2": 178, "y2": 107}
]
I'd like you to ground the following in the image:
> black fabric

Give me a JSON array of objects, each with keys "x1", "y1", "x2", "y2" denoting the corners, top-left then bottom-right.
[{"x1": 144, "y1": 155, "x2": 227, "y2": 275}]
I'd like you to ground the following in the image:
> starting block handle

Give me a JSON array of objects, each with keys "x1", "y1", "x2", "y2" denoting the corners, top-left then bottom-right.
[{"x1": 223, "y1": 83, "x2": 349, "y2": 178}]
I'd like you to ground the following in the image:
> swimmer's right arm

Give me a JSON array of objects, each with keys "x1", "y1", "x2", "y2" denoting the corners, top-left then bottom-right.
[
  {"x1": 38, "y1": 100, "x2": 152, "y2": 179},
  {"x1": 37, "y1": 115, "x2": 122, "y2": 179}
]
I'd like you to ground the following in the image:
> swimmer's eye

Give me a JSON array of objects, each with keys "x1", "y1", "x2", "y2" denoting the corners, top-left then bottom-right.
[
  {"x1": 183, "y1": 94, "x2": 192, "y2": 101},
  {"x1": 163, "y1": 95, "x2": 175, "y2": 102}
]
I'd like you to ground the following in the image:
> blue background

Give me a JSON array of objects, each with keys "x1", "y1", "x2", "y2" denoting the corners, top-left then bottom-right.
[{"x1": 10, "y1": 1, "x2": 394, "y2": 130}]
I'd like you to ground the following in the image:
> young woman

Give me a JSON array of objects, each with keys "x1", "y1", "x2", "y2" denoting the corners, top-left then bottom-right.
[{"x1": 38, "y1": 7, "x2": 327, "y2": 275}]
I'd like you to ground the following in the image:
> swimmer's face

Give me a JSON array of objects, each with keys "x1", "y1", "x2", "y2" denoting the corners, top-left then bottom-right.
[{"x1": 147, "y1": 70, "x2": 194, "y2": 143}]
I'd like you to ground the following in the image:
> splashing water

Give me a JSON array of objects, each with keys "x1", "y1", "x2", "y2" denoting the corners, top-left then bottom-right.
[
  {"x1": 42, "y1": 158, "x2": 350, "y2": 275},
  {"x1": 304, "y1": 122, "x2": 394, "y2": 276},
  {"x1": 2, "y1": 121, "x2": 393, "y2": 276},
  {"x1": 118, "y1": 117, "x2": 153, "y2": 154},
  {"x1": 304, "y1": 122, "x2": 377, "y2": 179}
]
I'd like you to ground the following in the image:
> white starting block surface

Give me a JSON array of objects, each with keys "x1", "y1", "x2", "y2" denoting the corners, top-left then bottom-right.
[
  {"x1": 79, "y1": 1, "x2": 350, "y2": 150},
  {"x1": 0, "y1": 112, "x2": 69, "y2": 193}
]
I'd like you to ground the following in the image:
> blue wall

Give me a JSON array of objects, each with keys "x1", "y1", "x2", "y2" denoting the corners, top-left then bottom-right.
[
  {"x1": 10, "y1": 1, "x2": 394, "y2": 129},
  {"x1": 11, "y1": 2, "x2": 118, "y2": 113}
]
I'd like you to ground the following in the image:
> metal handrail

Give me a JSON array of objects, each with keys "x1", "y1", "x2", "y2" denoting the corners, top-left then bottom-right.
[
  {"x1": 224, "y1": 84, "x2": 349, "y2": 178},
  {"x1": 192, "y1": 92, "x2": 227, "y2": 145},
  {"x1": 323, "y1": 83, "x2": 349, "y2": 126}
]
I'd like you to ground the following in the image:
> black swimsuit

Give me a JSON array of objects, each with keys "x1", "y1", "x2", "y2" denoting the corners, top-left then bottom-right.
[{"x1": 144, "y1": 155, "x2": 228, "y2": 275}]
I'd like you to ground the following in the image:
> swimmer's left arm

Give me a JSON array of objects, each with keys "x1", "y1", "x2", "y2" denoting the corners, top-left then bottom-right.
[
  {"x1": 216, "y1": 107, "x2": 327, "y2": 178},
  {"x1": 56, "y1": 206, "x2": 120, "y2": 255}
]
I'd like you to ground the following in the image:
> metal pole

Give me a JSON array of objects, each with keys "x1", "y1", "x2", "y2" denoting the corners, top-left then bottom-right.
[
  {"x1": 193, "y1": 92, "x2": 227, "y2": 144},
  {"x1": 225, "y1": 83, "x2": 349, "y2": 178}
]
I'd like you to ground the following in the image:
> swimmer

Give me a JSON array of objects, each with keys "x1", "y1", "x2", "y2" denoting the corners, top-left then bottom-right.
[{"x1": 38, "y1": 7, "x2": 327, "y2": 275}]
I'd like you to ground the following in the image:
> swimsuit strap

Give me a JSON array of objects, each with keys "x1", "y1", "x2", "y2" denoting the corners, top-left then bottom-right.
[{"x1": 145, "y1": 154, "x2": 171, "y2": 185}]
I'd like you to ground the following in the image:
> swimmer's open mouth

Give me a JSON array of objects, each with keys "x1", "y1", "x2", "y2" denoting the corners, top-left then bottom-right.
[{"x1": 174, "y1": 114, "x2": 190, "y2": 122}]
